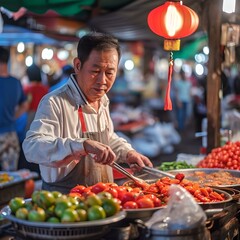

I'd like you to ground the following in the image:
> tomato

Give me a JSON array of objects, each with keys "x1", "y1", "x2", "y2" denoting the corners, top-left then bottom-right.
[
  {"x1": 70, "y1": 185, "x2": 86, "y2": 194},
  {"x1": 82, "y1": 187, "x2": 93, "y2": 197},
  {"x1": 61, "y1": 208, "x2": 79, "y2": 223},
  {"x1": 91, "y1": 182, "x2": 108, "y2": 194},
  {"x1": 115, "y1": 186, "x2": 127, "y2": 201},
  {"x1": 104, "y1": 187, "x2": 118, "y2": 198},
  {"x1": 131, "y1": 187, "x2": 142, "y2": 194},
  {"x1": 102, "y1": 198, "x2": 120, "y2": 217},
  {"x1": 121, "y1": 192, "x2": 136, "y2": 204},
  {"x1": 15, "y1": 207, "x2": 28, "y2": 220},
  {"x1": 136, "y1": 197, "x2": 154, "y2": 209},
  {"x1": 9, "y1": 197, "x2": 25, "y2": 214},
  {"x1": 28, "y1": 207, "x2": 46, "y2": 222},
  {"x1": 24, "y1": 179, "x2": 35, "y2": 198},
  {"x1": 87, "y1": 205, "x2": 106, "y2": 221},
  {"x1": 106, "y1": 182, "x2": 118, "y2": 188},
  {"x1": 68, "y1": 192, "x2": 83, "y2": 199},
  {"x1": 144, "y1": 194, "x2": 162, "y2": 207},
  {"x1": 123, "y1": 201, "x2": 138, "y2": 209}
]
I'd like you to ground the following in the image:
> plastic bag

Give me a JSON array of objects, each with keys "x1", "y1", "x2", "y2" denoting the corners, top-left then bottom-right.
[{"x1": 146, "y1": 184, "x2": 207, "y2": 230}]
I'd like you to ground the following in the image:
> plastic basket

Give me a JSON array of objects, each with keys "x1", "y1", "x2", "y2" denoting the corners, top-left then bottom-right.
[
  {"x1": 12, "y1": 221, "x2": 109, "y2": 240},
  {"x1": 1, "y1": 204, "x2": 126, "y2": 240}
]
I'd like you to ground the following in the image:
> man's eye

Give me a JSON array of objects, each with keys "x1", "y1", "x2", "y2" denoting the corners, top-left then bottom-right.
[{"x1": 106, "y1": 72, "x2": 114, "y2": 76}]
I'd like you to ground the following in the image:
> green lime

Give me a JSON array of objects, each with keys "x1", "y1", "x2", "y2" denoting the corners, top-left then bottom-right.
[
  {"x1": 76, "y1": 209, "x2": 87, "y2": 221},
  {"x1": 61, "y1": 208, "x2": 79, "y2": 223},
  {"x1": 47, "y1": 216, "x2": 60, "y2": 223},
  {"x1": 28, "y1": 207, "x2": 46, "y2": 222},
  {"x1": 15, "y1": 207, "x2": 29, "y2": 220},
  {"x1": 87, "y1": 205, "x2": 106, "y2": 221},
  {"x1": 9, "y1": 197, "x2": 25, "y2": 214}
]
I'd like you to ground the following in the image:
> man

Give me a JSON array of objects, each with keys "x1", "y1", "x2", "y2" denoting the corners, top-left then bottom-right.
[
  {"x1": 23, "y1": 32, "x2": 153, "y2": 194},
  {"x1": 0, "y1": 46, "x2": 28, "y2": 171}
]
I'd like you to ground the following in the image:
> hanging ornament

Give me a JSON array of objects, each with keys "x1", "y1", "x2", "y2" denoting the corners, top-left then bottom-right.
[{"x1": 147, "y1": 0, "x2": 199, "y2": 110}]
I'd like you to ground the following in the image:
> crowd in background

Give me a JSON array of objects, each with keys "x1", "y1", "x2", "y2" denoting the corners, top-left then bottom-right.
[{"x1": 1, "y1": 44, "x2": 240, "y2": 173}]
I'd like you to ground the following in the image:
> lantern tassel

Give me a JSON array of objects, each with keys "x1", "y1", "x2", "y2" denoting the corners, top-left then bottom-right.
[{"x1": 164, "y1": 52, "x2": 174, "y2": 111}]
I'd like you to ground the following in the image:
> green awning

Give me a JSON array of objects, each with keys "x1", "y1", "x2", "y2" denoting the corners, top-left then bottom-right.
[
  {"x1": 1, "y1": 0, "x2": 95, "y2": 16},
  {"x1": 0, "y1": 0, "x2": 134, "y2": 17},
  {"x1": 173, "y1": 35, "x2": 208, "y2": 60}
]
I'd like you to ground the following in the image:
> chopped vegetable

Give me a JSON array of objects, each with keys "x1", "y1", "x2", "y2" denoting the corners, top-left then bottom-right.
[{"x1": 158, "y1": 161, "x2": 195, "y2": 171}]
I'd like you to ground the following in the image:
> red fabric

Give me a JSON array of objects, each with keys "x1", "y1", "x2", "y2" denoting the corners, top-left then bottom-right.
[
  {"x1": 78, "y1": 107, "x2": 87, "y2": 132},
  {"x1": 24, "y1": 83, "x2": 49, "y2": 111},
  {"x1": 164, "y1": 62, "x2": 173, "y2": 111}
]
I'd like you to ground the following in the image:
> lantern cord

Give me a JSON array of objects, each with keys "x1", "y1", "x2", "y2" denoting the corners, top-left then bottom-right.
[{"x1": 164, "y1": 52, "x2": 174, "y2": 111}]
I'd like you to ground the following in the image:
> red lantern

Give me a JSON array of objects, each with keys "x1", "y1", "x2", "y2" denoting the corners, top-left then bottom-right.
[{"x1": 147, "y1": 0, "x2": 199, "y2": 110}]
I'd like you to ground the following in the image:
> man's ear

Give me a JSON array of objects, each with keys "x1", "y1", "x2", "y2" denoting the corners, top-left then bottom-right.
[{"x1": 73, "y1": 57, "x2": 81, "y2": 72}]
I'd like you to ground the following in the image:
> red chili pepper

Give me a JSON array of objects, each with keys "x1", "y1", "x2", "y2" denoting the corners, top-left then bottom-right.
[{"x1": 175, "y1": 173, "x2": 185, "y2": 182}]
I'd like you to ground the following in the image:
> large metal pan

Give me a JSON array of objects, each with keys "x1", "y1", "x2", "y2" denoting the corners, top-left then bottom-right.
[
  {"x1": 168, "y1": 168, "x2": 240, "y2": 190},
  {"x1": 123, "y1": 179, "x2": 233, "y2": 212}
]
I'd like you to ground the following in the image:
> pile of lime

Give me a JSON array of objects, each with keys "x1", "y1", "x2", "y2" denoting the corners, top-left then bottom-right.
[{"x1": 9, "y1": 190, "x2": 120, "y2": 223}]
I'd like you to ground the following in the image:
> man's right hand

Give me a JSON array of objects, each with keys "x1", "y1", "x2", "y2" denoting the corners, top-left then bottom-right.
[{"x1": 83, "y1": 139, "x2": 116, "y2": 165}]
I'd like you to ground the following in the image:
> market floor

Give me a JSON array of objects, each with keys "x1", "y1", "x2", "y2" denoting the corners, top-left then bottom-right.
[{"x1": 150, "y1": 116, "x2": 203, "y2": 167}]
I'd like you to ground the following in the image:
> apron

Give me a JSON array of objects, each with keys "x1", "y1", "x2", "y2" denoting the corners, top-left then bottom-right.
[{"x1": 42, "y1": 106, "x2": 114, "y2": 194}]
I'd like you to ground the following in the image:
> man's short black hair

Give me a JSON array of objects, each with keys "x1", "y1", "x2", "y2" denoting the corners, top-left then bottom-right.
[
  {"x1": 0, "y1": 46, "x2": 10, "y2": 64},
  {"x1": 77, "y1": 32, "x2": 121, "y2": 67}
]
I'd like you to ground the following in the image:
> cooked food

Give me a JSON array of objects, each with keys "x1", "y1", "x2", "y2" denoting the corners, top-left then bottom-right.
[
  {"x1": 0, "y1": 173, "x2": 13, "y2": 184},
  {"x1": 190, "y1": 171, "x2": 240, "y2": 186}
]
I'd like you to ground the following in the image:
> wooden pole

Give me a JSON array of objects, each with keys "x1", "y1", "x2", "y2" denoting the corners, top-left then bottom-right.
[{"x1": 202, "y1": 0, "x2": 223, "y2": 152}]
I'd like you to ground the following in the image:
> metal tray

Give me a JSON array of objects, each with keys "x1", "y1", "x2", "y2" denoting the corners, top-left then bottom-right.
[
  {"x1": 168, "y1": 168, "x2": 240, "y2": 189},
  {"x1": 125, "y1": 206, "x2": 165, "y2": 221},
  {"x1": 0, "y1": 171, "x2": 38, "y2": 207},
  {"x1": 123, "y1": 179, "x2": 233, "y2": 211},
  {"x1": 0, "y1": 204, "x2": 126, "y2": 240}
]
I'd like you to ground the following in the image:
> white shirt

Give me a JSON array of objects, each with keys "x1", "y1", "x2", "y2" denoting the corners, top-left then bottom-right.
[{"x1": 22, "y1": 74, "x2": 133, "y2": 182}]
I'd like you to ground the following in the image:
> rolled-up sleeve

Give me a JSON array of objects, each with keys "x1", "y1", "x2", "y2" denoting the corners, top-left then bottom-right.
[{"x1": 22, "y1": 96, "x2": 87, "y2": 168}]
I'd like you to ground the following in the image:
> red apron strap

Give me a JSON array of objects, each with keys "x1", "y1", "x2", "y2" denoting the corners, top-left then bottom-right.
[{"x1": 78, "y1": 107, "x2": 87, "y2": 133}]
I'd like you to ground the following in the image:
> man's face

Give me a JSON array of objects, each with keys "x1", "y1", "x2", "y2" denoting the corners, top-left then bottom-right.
[{"x1": 74, "y1": 49, "x2": 119, "y2": 103}]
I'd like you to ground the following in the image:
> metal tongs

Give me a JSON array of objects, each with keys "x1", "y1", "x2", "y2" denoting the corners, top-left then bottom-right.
[
  {"x1": 142, "y1": 166, "x2": 176, "y2": 179},
  {"x1": 110, "y1": 162, "x2": 150, "y2": 188},
  {"x1": 88, "y1": 153, "x2": 149, "y2": 188}
]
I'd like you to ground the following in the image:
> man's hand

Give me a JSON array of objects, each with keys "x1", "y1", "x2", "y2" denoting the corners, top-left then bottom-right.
[
  {"x1": 83, "y1": 139, "x2": 116, "y2": 165},
  {"x1": 126, "y1": 150, "x2": 153, "y2": 172}
]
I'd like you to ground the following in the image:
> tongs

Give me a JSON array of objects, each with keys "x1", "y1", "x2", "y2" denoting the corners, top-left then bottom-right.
[
  {"x1": 110, "y1": 162, "x2": 150, "y2": 188},
  {"x1": 88, "y1": 153, "x2": 149, "y2": 188},
  {"x1": 142, "y1": 166, "x2": 176, "y2": 179}
]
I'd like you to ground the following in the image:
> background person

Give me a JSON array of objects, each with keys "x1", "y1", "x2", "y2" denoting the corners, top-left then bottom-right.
[
  {"x1": 23, "y1": 32, "x2": 153, "y2": 194},
  {"x1": 24, "y1": 63, "x2": 49, "y2": 131},
  {"x1": 174, "y1": 69, "x2": 192, "y2": 131},
  {"x1": 0, "y1": 46, "x2": 28, "y2": 171}
]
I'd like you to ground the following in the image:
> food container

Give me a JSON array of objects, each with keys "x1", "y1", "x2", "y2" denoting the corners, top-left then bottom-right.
[
  {"x1": 146, "y1": 223, "x2": 211, "y2": 240},
  {"x1": 123, "y1": 179, "x2": 233, "y2": 211},
  {"x1": 0, "y1": 170, "x2": 37, "y2": 207},
  {"x1": 0, "y1": 203, "x2": 126, "y2": 240},
  {"x1": 168, "y1": 168, "x2": 240, "y2": 190}
]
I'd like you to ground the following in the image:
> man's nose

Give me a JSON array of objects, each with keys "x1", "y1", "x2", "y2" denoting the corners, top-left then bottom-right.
[{"x1": 97, "y1": 72, "x2": 107, "y2": 84}]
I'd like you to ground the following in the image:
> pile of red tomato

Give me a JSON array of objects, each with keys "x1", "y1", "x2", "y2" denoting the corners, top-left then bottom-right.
[
  {"x1": 197, "y1": 141, "x2": 240, "y2": 170},
  {"x1": 70, "y1": 175, "x2": 225, "y2": 210},
  {"x1": 70, "y1": 182, "x2": 163, "y2": 210}
]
